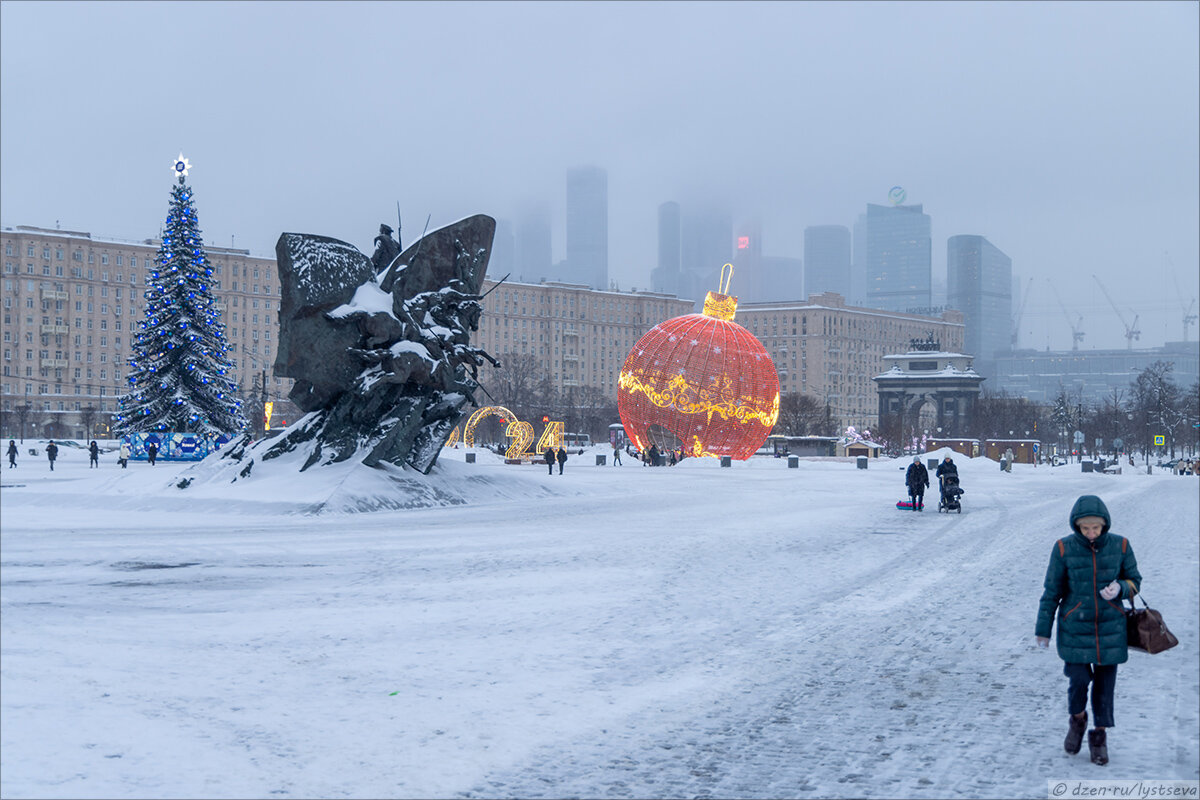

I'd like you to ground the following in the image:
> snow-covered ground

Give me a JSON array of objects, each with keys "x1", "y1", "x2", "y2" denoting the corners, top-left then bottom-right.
[{"x1": 2, "y1": 442, "x2": 1197, "y2": 799}]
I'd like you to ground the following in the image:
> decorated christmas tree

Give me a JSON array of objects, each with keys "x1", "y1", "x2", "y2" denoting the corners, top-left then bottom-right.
[{"x1": 114, "y1": 154, "x2": 246, "y2": 436}]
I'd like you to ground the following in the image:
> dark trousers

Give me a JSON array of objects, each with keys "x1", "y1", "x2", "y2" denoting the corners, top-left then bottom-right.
[
  {"x1": 1064, "y1": 662, "x2": 1117, "y2": 728},
  {"x1": 909, "y1": 489, "x2": 924, "y2": 509},
  {"x1": 547, "y1": 462, "x2": 553, "y2": 474}
]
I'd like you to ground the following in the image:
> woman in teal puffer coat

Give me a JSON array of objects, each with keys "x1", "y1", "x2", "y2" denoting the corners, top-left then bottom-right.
[{"x1": 1036, "y1": 495, "x2": 1141, "y2": 766}]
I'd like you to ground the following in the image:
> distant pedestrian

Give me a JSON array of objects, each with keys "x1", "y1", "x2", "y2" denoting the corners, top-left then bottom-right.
[
  {"x1": 556, "y1": 446, "x2": 567, "y2": 475},
  {"x1": 46, "y1": 440, "x2": 58, "y2": 471},
  {"x1": 146, "y1": 442, "x2": 158, "y2": 466},
  {"x1": 1004, "y1": 447, "x2": 1015, "y2": 473},
  {"x1": 544, "y1": 447, "x2": 554, "y2": 475},
  {"x1": 89, "y1": 440, "x2": 99, "y2": 468},
  {"x1": 612, "y1": 443, "x2": 622, "y2": 465},
  {"x1": 119, "y1": 441, "x2": 131, "y2": 469},
  {"x1": 905, "y1": 455, "x2": 929, "y2": 511},
  {"x1": 7, "y1": 439, "x2": 16, "y2": 468}
]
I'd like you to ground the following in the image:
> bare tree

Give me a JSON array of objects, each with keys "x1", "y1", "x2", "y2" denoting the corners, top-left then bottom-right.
[
  {"x1": 876, "y1": 411, "x2": 905, "y2": 457},
  {"x1": 574, "y1": 384, "x2": 616, "y2": 442},
  {"x1": 1130, "y1": 360, "x2": 1184, "y2": 459},
  {"x1": 774, "y1": 393, "x2": 833, "y2": 436},
  {"x1": 1050, "y1": 385, "x2": 1086, "y2": 457},
  {"x1": 79, "y1": 405, "x2": 98, "y2": 441},
  {"x1": 967, "y1": 389, "x2": 1044, "y2": 441},
  {"x1": 480, "y1": 352, "x2": 552, "y2": 422},
  {"x1": 1082, "y1": 389, "x2": 1130, "y2": 458},
  {"x1": 1185, "y1": 381, "x2": 1200, "y2": 458},
  {"x1": 16, "y1": 403, "x2": 32, "y2": 443}
]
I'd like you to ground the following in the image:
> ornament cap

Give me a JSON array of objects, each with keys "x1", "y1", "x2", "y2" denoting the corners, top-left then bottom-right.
[
  {"x1": 702, "y1": 263, "x2": 738, "y2": 320},
  {"x1": 702, "y1": 291, "x2": 738, "y2": 320}
]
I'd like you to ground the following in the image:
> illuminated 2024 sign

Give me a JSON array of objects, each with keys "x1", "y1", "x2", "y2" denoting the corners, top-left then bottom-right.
[{"x1": 444, "y1": 405, "x2": 564, "y2": 460}]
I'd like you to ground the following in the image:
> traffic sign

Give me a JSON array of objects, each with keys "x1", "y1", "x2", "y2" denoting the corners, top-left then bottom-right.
[
  {"x1": 1154, "y1": 435, "x2": 1165, "y2": 446},
  {"x1": 1073, "y1": 430, "x2": 1085, "y2": 444}
]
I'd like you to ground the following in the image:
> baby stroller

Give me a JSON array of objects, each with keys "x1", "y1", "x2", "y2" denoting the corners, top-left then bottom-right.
[{"x1": 938, "y1": 474, "x2": 964, "y2": 513}]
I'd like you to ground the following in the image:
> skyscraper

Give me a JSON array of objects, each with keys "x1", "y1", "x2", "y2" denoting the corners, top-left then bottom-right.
[
  {"x1": 680, "y1": 205, "x2": 732, "y2": 305},
  {"x1": 651, "y1": 201, "x2": 681, "y2": 296},
  {"x1": 488, "y1": 218, "x2": 515, "y2": 279},
  {"x1": 947, "y1": 234, "x2": 1012, "y2": 369},
  {"x1": 852, "y1": 213, "x2": 867, "y2": 306},
  {"x1": 732, "y1": 218, "x2": 764, "y2": 301},
  {"x1": 862, "y1": 203, "x2": 932, "y2": 313},
  {"x1": 804, "y1": 224, "x2": 851, "y2": 299},
  {"x1": 514, "y1": 205, "x2": 552, "y2": 281},
  {"x1": 565, "y1": 166, "x2": 608, "y2": 289}
]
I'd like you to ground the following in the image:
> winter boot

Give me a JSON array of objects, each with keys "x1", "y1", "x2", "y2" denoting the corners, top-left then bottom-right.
[
  {"x1": 1064, "y1": 712, "x2": 1087, "y2": 754},
  {"x1": 1087, "y1": 728, "x2": 1108, "y2": 765}
]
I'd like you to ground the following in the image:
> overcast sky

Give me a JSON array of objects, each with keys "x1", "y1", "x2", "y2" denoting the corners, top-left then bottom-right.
[{"x1": 2, "y1": 1, "x2": 1197, "y2": 352}]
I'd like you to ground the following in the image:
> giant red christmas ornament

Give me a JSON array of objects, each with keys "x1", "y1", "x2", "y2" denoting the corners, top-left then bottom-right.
[{"x1": 617, "y1": 267, "x2": 779, "y2": 460}]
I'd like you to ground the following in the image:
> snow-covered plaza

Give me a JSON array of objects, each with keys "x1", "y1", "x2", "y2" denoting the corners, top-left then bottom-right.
[{"x1": 2, "y1": 443, "x2": 1197, "y2": 798}]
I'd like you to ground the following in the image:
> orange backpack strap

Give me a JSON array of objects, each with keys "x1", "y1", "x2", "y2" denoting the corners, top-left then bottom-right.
[
  {"x1": 1057, "y1": 539, "x2": 1065, "y2": 557},
  {"x1": 1121, "y1": 537, "x2": 1127, "y2": 553}
]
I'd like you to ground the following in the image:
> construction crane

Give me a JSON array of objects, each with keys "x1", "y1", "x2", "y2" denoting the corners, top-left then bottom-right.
[
  {"x1": 1092, "y1": 275, "x2": 1140, "y2": 349},
  {"x1": 1011, "y1": 277, "x2": 1033, "y2": 349},
  {"x1": 1047, "y1": 279, "x2": 1085, "y2": 350},
  {"x1": 1166, "y1": 254, "x2": 1198, "y2": 342}
]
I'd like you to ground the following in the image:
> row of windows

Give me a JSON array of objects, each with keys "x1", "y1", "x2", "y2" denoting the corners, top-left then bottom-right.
[
  {"x1": 4, "y1": 241, "x2": 272, "y2": 276},
  {"x1": 1, "y1": 365, "x2": 117, "y2": 382},
  {"x1": 0, "y1": 391, "x2": 118, "y2": 411},
  {"x1": 3, "y1": 242, "x2": 147, "y2": 267},
  {"x1": 488, "y1": 287, "x2": 655, "y2": 312}
]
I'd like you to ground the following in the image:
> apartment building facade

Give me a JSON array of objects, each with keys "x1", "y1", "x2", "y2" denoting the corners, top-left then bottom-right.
[
  {"x1": 736, "y1": 292, "x2": 965, "y2": 431},
  {"x1": 473, "y1": 278, "x2": 694, "y2": 399},
  {"x1": 3, "y1": 223, "x2": 967, "y2": 443},
  {"x1": 1, "y1": 225, "x2": 290, "y2": 439}
]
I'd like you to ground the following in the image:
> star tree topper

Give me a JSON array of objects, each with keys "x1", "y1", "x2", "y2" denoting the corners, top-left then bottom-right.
[{"x1": 172, "y1": 153, "x2": 191, "y2": 181}]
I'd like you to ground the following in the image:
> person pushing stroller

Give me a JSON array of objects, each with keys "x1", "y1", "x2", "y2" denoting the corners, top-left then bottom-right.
[{"x1": 936, "y1": 454, "x2": 964, "y2": 513}]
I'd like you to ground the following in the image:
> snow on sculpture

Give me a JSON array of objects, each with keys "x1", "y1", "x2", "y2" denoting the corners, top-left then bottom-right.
[{"x1": 216, "y1": 215, "x2": 499, "y2": 476}]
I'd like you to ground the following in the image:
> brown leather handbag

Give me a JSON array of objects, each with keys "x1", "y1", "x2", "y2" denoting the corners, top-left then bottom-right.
[{"x1": 1125, "y1": 594, "x2": 1179, "y2": 654}]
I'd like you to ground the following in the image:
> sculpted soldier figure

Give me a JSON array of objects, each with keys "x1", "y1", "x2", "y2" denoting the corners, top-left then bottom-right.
[{"x1": 371, "y1": 223, "x2": 402, "y2": 272}]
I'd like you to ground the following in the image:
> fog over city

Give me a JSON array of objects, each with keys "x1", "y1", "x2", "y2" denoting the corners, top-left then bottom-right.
[{"x1": 2, "y1": 0, "x2": 1197, "y2": 352}]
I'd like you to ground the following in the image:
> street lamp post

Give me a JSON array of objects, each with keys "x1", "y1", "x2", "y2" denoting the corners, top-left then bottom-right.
[{"x1": 17, "y1": 403, "x2": 32, "y2": 443}]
